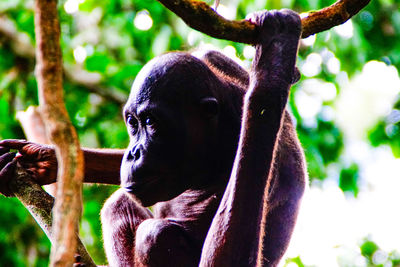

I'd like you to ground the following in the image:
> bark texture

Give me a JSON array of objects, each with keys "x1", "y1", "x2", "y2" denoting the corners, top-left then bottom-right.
[
  {"x1": 157, "y1": 0, "x2": 371, "y2": 43},
  {"x1": 33, "y1": 0, "x2": 85, "y2": 266},
  {"x1": 9, "y1": 165, "x2": 96, "y2": 267}
]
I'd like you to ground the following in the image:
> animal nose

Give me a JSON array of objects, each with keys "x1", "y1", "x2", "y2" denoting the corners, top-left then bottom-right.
[{"x1": 130, "y1": 145, "x2": 141, "y2": 161}]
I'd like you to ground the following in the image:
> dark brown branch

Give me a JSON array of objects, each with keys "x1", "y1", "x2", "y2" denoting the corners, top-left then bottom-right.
[
  {"x1": 34, "y1": 0, "x2": 84, "y2": 266},
  {"x1": 157, "y1": 0, "x2": 371, "y2": 43},
  {"x1": 9, "y1": 165, "x2": 96, "y2": 267},
  {"x1": 0, "y1": 14, "x2": 126, "y2": 106},
  {"x1": 301, "y1": 0, "x2": 370, "y2": 37}
]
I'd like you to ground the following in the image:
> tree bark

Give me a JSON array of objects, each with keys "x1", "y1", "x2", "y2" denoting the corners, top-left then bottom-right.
[
  {"x1": 157, "y1": 0, "x2": 371, "y2": 43},
  {"x1": 33, "y1": 0, "x2": 85, "y2": 266},
  {"x1": 16, "y1": 107, "x2": 96, "y2": 265},
  {"x1": 9, "y1": 165, "x2": 96, "y2": 267}
]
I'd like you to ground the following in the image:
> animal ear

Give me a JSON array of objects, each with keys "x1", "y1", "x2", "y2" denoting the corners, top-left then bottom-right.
[{"x1": 199, "y1": 97, "x2": 219, "y2": 117}]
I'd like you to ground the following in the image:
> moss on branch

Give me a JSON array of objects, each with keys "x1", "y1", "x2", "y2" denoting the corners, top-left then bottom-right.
[
  {"x1": 9, "y1": 165, "x2": 96, "y2": 267},
  {"x1": 157, "y1": 0, "x2": 371, "y2": 43}
]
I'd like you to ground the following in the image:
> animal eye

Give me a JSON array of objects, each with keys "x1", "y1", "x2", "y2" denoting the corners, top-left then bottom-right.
[
  {"x1": 145, "y1": 115, "x2": 155, "y2": 126},
  {"x1": 127, "y1": 115, "x2": 139, "y2": 132}
]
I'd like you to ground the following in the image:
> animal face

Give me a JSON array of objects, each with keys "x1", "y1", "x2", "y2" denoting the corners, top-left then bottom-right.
[{"x1": 120, "y1": 53, "x2": 221, "y2": 206}]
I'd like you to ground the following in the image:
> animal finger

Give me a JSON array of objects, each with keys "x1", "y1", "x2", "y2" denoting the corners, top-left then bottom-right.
[
  {"x1": 0, "y1": 146, "x2": 10, "y2": 155},
  {"x1": 0, "y1": 152, "x2": 16, "y2": 169},
  {"x1": 0, "y1": 160, "x2": 17, "y2": 197},
  {"x1": 0, "y1": 139, "x2": 30, "y2": 150}
]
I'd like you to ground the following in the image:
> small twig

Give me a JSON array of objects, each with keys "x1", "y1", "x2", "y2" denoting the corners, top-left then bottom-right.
[{"x1": 157, "y1": 0, "x2": 371, "y2": 43}]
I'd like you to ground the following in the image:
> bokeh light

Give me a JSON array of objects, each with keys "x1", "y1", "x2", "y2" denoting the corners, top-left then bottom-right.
[
  {"x1": 64, "y1": 0, "x2": 85, "y2": 14},
  {"x1": 334, "y1": 20, "x2": 354, "y2": 39},
  {"x1": 134, "y1": 10, "x2": 153, "y2": 31},
  {"x1": 73, "y1": 45, "x2": 87, "y2": 63}
]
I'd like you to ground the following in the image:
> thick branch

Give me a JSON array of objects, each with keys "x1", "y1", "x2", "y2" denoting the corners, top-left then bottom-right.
[
  {"x1": 301, "y1": 0, "x2": 370, "y2": 37},
  {"x1": 0, "y1": 14, "x2": 126, "y2": 106},
  {"x1": 34, "y1": 0, "x2": 84, "y2": 266},
  {"x1": 9, "y1": 166, "x2": 96, "y2": 267},
  {"x1": 157, "y1": 0, "x2": 371, "y2": 43}
]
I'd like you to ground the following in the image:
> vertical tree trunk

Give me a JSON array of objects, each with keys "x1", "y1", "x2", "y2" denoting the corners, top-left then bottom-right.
[{"x1": 33, "y1": 0, "x2": 84, "y2": 266}]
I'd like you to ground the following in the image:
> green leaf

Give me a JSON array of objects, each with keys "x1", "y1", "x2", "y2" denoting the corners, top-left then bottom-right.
[
  {"x1": 85, "y1": 53, "x2": 111, "y2": 72},
  {"x1": 339, "y1": 163, "x2": 359, "y2": 197}
]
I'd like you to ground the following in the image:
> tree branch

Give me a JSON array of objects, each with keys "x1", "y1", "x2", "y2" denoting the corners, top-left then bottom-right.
[
  {"x1": 34, "y1": 0, "x2": 84, "y2": 266},
  {"x1": 9, "y1": 165, "x2": 96, "y2": 267},
  {"x1": 157, "y1": 0, "x2": 371, "y2": 43},
  {"x1": 301, "y1": 0, "x2": 370, "y2": 38}
]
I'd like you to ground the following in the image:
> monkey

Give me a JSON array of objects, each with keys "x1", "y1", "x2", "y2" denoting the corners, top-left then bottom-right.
[{"x1": 0, "y1": 9, "x2": 306, "y2": 266}]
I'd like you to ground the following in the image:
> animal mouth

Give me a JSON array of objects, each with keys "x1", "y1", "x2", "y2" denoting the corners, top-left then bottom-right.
[{"x1": 123, "y1": 176, "x2": 160, "y2": 195}]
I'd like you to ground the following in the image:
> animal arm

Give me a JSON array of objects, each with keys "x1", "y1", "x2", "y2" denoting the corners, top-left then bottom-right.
[
  {"x1": 82, "y1": 148, "x2": 124, "y2": 185},
  {"x1": 201, "y1": 92, "x2": 290, "y2": 265},
  {"x1": 200, "y1": 10, "x2": 302, "y2": 266},
  {"x1": 200, "y1": 64, "x2": 292, "y2": 267}
]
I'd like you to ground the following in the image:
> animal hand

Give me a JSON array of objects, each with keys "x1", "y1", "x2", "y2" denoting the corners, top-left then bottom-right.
[
  {"x1": 0, "y1": 145, "x2": 17, "y2": 196},
  {"x1": 248, "y1": 9, "x2": 301, "y2": 45},
  {"x1": 247, "y1": 10, "x2": 301, "y2": 85},
  {"x1": 0, "y1": 140, "x2": 57, "y2": 197}
]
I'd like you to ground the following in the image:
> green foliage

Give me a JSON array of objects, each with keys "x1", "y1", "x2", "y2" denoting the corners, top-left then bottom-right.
[
  {"x1": 0, "y1": 196, "x2": 50, "y2": 266},
  {"x1": 294, "y1": 113, "x2": 344, "y2": 180},
  {"x1": 360, "y1": 238, "x2": 400, "y2": 266},
  {"x1": 284, "y1": 256, "x2": 306, "y2": 267},
  {"x1": 361, "y1": 240, "x2": 379, "y2": 258},
  {"x1": 284, "y1": 239, "x2": 400, "y2": 267},
  {"x1": 368, "y1": 106, "x2": 400, "y2": 157},
  {"x1": 339, "y1": 163, "x2": 359, "y2": 197}
]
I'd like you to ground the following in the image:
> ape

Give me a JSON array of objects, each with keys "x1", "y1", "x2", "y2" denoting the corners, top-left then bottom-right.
[{"x1": 0, "y1": 10, "x2": 306, "y2": 267}]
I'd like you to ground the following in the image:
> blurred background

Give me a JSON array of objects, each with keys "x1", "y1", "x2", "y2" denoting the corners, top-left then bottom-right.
[{"x1": 0, "y1": 0, "x2": 399, "y2": 266}]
